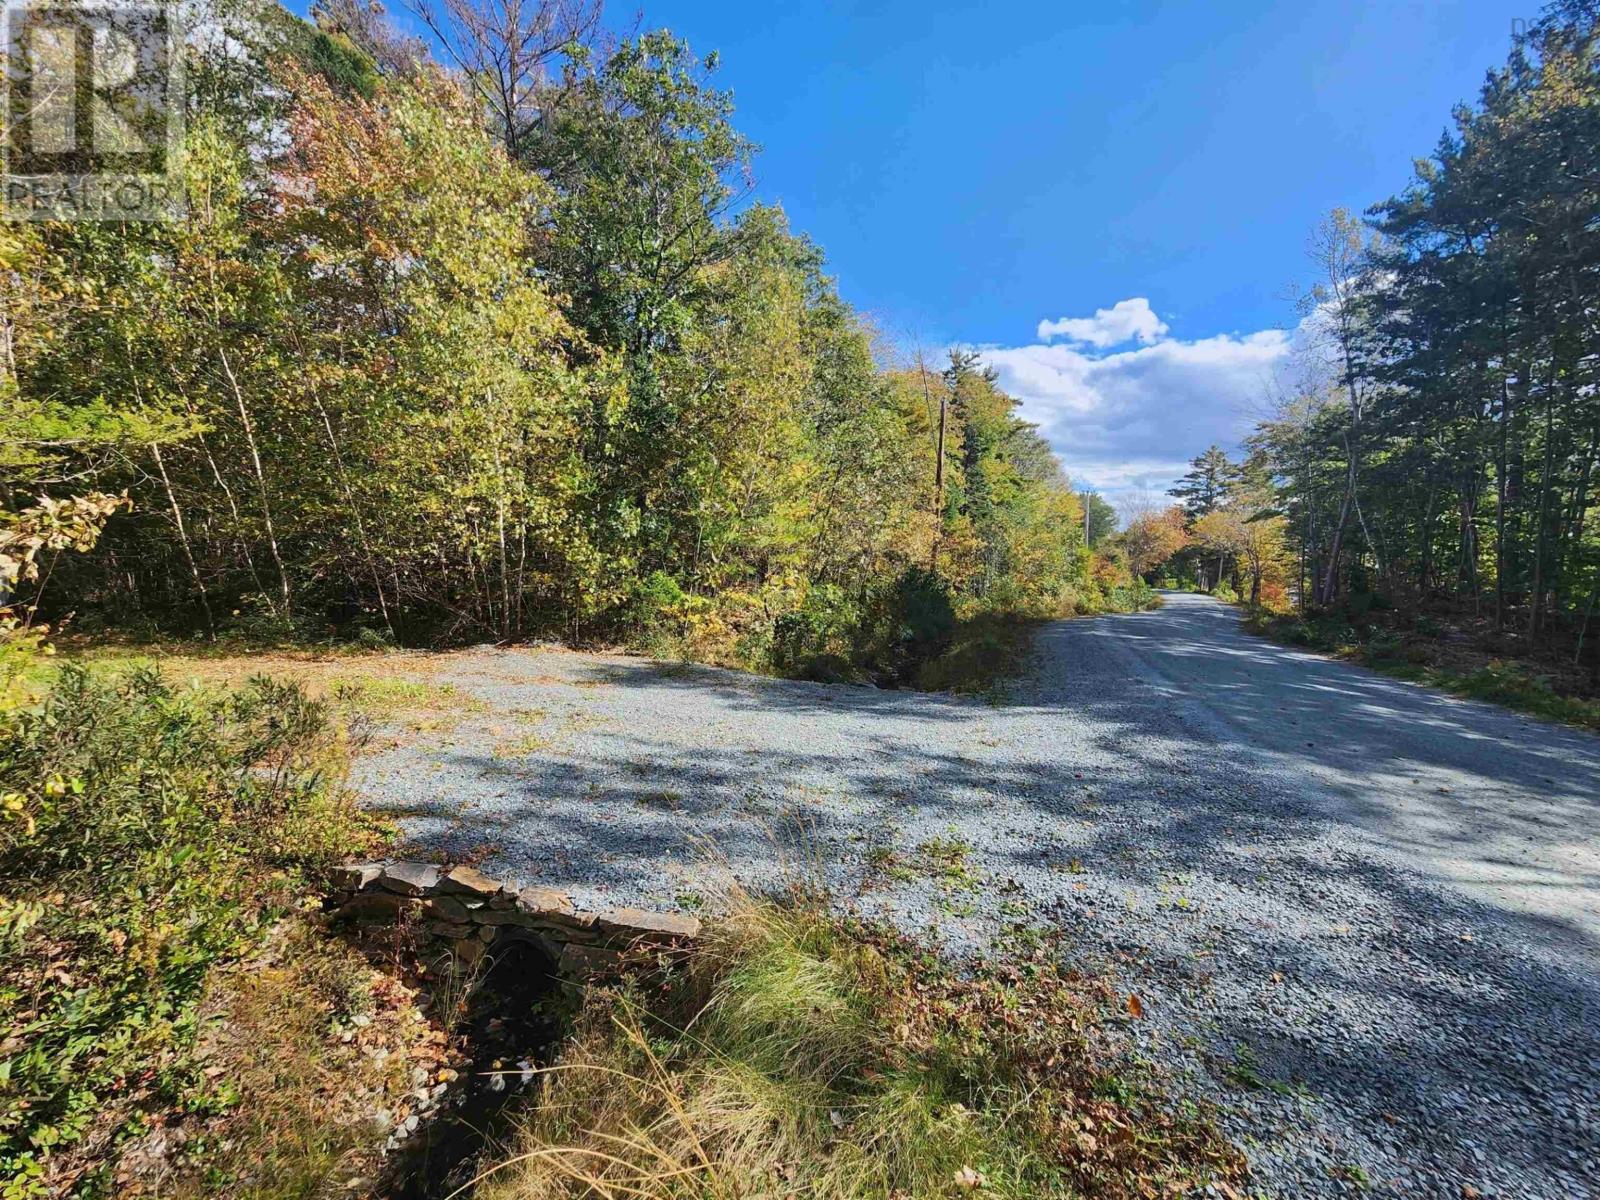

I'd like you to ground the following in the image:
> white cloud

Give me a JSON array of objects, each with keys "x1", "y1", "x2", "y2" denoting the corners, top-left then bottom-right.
[
  {"x1": 1036, "y1": 297, "x2": 1169, "y2": 348},
  {"x1": 977, "y1": 303, "x2": 1291, "y2": 509}
]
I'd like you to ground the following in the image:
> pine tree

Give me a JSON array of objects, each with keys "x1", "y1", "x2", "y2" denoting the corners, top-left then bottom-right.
[{"x1": 1170, "y1": 446, "x2": 1234, "y2": 520}]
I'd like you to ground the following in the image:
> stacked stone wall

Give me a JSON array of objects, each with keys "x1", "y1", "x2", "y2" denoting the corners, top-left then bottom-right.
[{"x1": 329, "y1": 861, "x2": 700, "y2": 980}]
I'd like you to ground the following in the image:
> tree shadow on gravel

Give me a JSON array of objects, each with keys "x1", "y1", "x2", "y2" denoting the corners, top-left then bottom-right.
[
  {"x1": 354, "y1": 608, "x2": 1600, "y2": 1195},
  {"x1": 1175, "y1": 853, "x2": 1600, "y2": 1195},
  {"x1": 444, "y1": 650, "x2": 998, "y2": 723}
]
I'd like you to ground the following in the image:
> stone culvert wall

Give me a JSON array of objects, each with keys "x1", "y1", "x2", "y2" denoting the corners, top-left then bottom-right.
[{"x1": 328, "y1": 861, "x2": 702, "y2": 980}]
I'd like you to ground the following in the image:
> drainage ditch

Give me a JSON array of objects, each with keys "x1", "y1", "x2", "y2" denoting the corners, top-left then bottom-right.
[
  {"x1": 384, "y1": 936, "x2": 564, "y2": 1200},
  {"x1": 329, "y1": 862, "x2": 701, "y2": 1200}
]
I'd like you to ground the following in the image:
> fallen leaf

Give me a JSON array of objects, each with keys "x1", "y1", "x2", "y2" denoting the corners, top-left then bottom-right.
[{"x1": 1126, "y1": 993, "x2": 1144, "y2": 1018}]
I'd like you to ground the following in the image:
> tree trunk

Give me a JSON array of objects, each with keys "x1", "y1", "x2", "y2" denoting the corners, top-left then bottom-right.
[
  {"x1": 218, "y1": 345, "x2": 292, "y2": 620},
  {"x1": 1577, "y1": 573, "x2": 1599, "y2": 670},
  {"x1": 180, "y1": 390, "x2": 270, "y2": 603},
  {"x1": 312, "y1": 392, "x2": 396, "y2": 640},
  {"x1": 1494, "y1": 377, "x2": 1510, "y2": 630},
  {"x1": 1419, "y1": 476, "x2": 1438, "y2": 601},
  {"x1": 151, "y1": 443, "x2": 216, "y2": 639},
  {"x1": 1320, "y1": 449, "x2": 1356, "y2": 608},
  {"x1": 1555, "y1": 423, "x2": 1597, "y2": 615},
  {"x1": 487, "y1": 391, "x2": 513, "y2": 642},
  {"x1": 1528, "y1": 368, "x2": 1557, "y2": 641}
]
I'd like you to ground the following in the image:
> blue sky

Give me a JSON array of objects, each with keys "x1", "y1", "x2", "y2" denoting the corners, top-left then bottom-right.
[
  {"x1": 630, "y1": 1, "x2": 1524, "y2": 507},
  {"x1": 304, "y1": 0, "x2": 1527, "y2": 506}
]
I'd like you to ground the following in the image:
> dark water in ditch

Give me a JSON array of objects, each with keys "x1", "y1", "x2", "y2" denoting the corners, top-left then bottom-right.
[{"x1": 384, "y1": 939, "x2": 564, "y2": 1200}]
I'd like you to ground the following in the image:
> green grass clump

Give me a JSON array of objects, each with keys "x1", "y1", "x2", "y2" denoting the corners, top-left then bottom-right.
[
  {"x1": 0, "y1": 665, "x2": 381, "y2": 1196},
  {"x1": 475, "y1": 895, "x2": 1245, "y2": 1200}
]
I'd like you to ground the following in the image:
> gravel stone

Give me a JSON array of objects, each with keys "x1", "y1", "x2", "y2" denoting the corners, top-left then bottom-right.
[{"x1": 354, "y1": 593, "x2": 1600, "y2": 1199}]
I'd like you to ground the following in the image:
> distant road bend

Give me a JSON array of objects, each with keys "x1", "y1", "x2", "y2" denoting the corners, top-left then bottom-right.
[{"x1": 359, "y1": 591, "x2": 1600, "y2": 1198}]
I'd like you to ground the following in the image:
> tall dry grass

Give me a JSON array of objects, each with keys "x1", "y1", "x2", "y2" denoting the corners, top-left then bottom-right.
[{"x1": 469, "y1": 891, "x2": 1244, "y2": 1199}]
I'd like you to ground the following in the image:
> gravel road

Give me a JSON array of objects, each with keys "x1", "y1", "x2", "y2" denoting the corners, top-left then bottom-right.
[{"x1": 355, "y1": 592, "x2": 1600, "y2": 1198}]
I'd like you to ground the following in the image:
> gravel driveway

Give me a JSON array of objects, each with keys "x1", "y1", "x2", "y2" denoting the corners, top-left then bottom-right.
[{"x1": 354, "y1": 592, "x2": 1600, "y2": 1199}]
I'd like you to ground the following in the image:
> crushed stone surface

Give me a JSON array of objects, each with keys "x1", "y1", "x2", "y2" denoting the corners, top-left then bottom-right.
[{"x1": 354, "y1": 592, "x2": 1600, "y2": 1199}]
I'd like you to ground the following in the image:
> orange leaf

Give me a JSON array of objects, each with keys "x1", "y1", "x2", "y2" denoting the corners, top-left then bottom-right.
[{"x1": 1126, "y1": 993, "x2": 1144, "y2": 1018}]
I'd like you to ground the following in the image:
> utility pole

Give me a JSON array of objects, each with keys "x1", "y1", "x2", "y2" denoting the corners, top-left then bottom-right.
[
  {"x1": 1083, "y1": 491, "x2": 1091, "y2": 547},
  {"x1": 919, "y1": 348, "x2": 947, "y2": 572}
]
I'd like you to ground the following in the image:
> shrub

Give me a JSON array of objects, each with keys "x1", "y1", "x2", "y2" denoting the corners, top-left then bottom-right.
[
  {"x1": 914, "y1": 613, "x2": 1023, "y2": 694},
  {"x1": 354, "y1": 624, "x2": 395, "y2": 651},
  {"x1": 1108, "y1": 580, "x2": 1162, "y2": 613},
  {"x1": 0, "y1": 666, "x2": 374, "y2": 1194},
  {"x1": 632, "y1": 570, "x2": 688, "y2": 633},
  {"x1": 1366, "y1": 630, "x2": 1405, "y2": 661},
  {"x1": 891, "y1": 567, "x2": 957, "y2": 657},
  {"x1": 771, "y1": 585, "x2": 861, "y2": 680},
  {"x1": 839, "y1": 567, "x2": 960, "y2": 685},
  {"x1": 1282, "y1": 619, "x2": 1315, "y2": 646}
]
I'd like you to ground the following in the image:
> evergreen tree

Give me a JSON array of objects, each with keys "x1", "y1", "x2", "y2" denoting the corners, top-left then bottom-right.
[{"x1": 1170, "y1": 446, "x2": 1235, "y2": 520}]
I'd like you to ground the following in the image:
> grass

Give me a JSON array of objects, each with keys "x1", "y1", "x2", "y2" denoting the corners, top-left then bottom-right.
[
  {"x1": 492, "y1": 729, "x2": 554, "y2": 759},
  {"x1": 49, "y1": 589, "x2": 1149, "y2": 721},
  {"x1": 1372, "y1": 659, "x2": 1600, "y2": 730},
  {"x1": 913, "y1": 836, "x2": 982, "y2": 892},
  {"x1": 865, "y1": 835, "x2": 983, "y2": 893},
  {"x1": 471, "y1": 891, "x2": 1246, "y2": 1200},
  {"x1": 58, "y1": 640, "x2": 494, "y2": 740},
  {"x1": 1245, "y1": 609, "x2": 1600, "y2": 732}
]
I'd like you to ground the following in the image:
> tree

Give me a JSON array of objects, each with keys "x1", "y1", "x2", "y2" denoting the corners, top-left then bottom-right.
[
  {"x1": 404, "y1": 0, "x2": 603, "y2": 157},
  {"x1": 310, "y1": 0, "x2": 428, "y2": 76},
  {"x1": 1302, "y1": 209, "x2": 1381, "y2": 607},
  {"x1": 1121, "y1": 506, "x2": 1190, "y2": 579},
  {"x1": 1082, "y1": 491, "x2": 1118, "y2": 547},
  {"x1": 1230, "y1": 0, "x2": 1600, "y2": 661},
  {"x1": 3, "y1": 1, "x2": 1141, "y2": 667},
  {"x1": 1193, "y1": 505, "x2": 1289, "y2": 607},
  {"x1": 1170, "y1": 446, "x2": 1233, "y2": 519}
]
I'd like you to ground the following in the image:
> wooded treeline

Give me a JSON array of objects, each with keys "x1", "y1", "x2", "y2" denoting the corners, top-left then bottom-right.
[
  {"x1": 0, "y1": 0, "x2": 1134, "y2": 672},
  {"x1": 1246, "y1": 2, "x2": 1599, "y2": 657}
]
